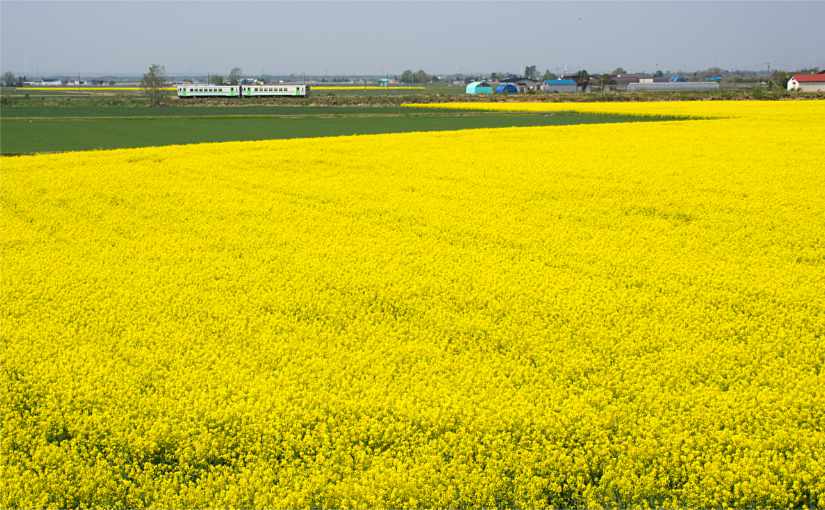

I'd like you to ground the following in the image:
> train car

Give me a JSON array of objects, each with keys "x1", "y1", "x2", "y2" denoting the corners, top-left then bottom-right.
[
  {"x1": 177, "y1": 85, "x2": 240, "y2": 98},
  {"x1": 241, "y1": 84, "x2": 308, "y2": 97}
]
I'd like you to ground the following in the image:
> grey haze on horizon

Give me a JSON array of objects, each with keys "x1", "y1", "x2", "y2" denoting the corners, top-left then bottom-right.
[{"x1": 2, "y1": 1, "x2": 823, "y2": 76}]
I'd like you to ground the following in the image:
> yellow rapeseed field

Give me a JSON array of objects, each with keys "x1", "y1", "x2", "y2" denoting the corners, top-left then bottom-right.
[
  {"x1": 2, "y1": 101, "x2": 824, "y2": 508},
  {"x1": 312, "y1": 86, "x2": 425, "y2": 91}
]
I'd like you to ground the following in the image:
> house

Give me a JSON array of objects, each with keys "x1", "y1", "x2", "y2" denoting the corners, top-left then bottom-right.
[
  {"x1": 30, "y1": 79, "x2": 63, "y2": 86},
  {"x1": 465, "y1": 81, "x2": 493, "y2": 95},
  {"x1": 542, "y1": 79, "x2": 577, "y2": 93},
  {"x1": 516, "y1": 79, "x2": 541, "y2": 92},
  {"x1": 787, "y1": 73, "x2": 825, "y2": 92}
]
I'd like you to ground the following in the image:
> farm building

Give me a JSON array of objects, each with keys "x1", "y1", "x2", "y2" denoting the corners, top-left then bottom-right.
[
  {"x1": 495, "y1": 83, "x2": 519, "y2": 94},
  {"x1": 542, "y1": 79, "x2": 578, "y2": 93},
  {"x1": 627, "y1": 81, "x2": 719, "y2": 92},
  {"x1": 787, "y1": 73, "x2": 825, "y2": 92},
  {"x1": 465, "y1": 81, "x2": 493, "y2": 95},
  {"x1": 516, "y1": 80, "x2": 542, "y2": 92},
  {"x1": 613, "y1": 74, "x2": 651, "y2": 90}
]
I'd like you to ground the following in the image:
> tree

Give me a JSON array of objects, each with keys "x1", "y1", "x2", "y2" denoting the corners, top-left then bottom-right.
[
  {"x1": 770, "y1": 70, "x2": 791, "y2": 90},
  {"x1": 2, "y1": 71, "x2": 16, "y2": 87},
  {"x1": 599, "y1": 73, "x2": 614, "y2": 93},
  {"x1": 208, "y1": 75, "x2": 225, "y2": 85},
  {"x1": 524, "y1": 65, "x2": 538, "y2": 81},
  {"x1": 611, "y1": 67, "x2": 627, "y2": 76},
  {"x1": 400, "y1": 70, "x2": 414, "y2": 84},
  {"x1": 141, "y1": 64, "x2": 167, "y2": 107},
  {"x1": 228, "y1": 67, "x2": 242, "y2": 85},
  {"x1": 542, "y1": 70, "x2": 557, "y2": 81},
  {"x1": 575, "y1": 69, "x2": 590, "y2": 91},
  {"x1": 413, "y1": 69, "x2": 430, "y2": 84}
]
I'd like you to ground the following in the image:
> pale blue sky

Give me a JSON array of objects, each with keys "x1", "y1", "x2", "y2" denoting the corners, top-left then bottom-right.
[{"x1": 2, "y1": 1, "x2": 823, "y2": 76}]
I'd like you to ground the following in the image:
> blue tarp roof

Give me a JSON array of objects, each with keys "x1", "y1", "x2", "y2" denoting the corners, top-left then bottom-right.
[
  {"x1": 545, "y1": 79, "x2": 576, "y2": 85},
  {"x1": 495, "y1": 83, "x2": 519, "y2": 93}
]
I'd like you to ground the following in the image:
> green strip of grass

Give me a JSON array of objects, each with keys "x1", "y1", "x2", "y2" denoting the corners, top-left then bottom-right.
[
  {"x1": 1, "y1": 109, "x2": 682, "y2": 155},
  {"x1": 1, "y1": 105, "x2": 444, "y2": 118}
]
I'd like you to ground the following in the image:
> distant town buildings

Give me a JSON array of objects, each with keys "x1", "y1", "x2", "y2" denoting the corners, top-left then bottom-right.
[{"x1": 628, "y1": 81, "x2": 720, "y2": 92}]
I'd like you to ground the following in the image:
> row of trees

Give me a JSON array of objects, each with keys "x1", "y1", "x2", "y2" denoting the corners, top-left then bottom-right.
[
  {"x1": 524, "y1": 66, "x2": 628, "y2": 82},
  {"x1": 3, "y1": 71, "x2": 23, "y2": 87},
  {"x1": 208, "y1": 67, "x2": 243, "y2": 85},
  {"x1": 399, "y1": 70, "x2": 433, "y2": 84}
]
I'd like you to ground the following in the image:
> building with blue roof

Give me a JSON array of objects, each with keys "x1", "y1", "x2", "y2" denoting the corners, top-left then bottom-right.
[
  {"x1": 495, "y1": 83, "x2": 519, "y2": 94},
  {"x1": 542, "y1": 79, "x2": 578, "y2": 93}
]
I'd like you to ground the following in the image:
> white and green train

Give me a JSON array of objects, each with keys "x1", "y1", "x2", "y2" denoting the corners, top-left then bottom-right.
[
  {"x1": 176, "y1": 84, "x2": 308, "y2": 98},
  {"x1": 242, "y1": 84, "x2": 307, "y2": 97}
]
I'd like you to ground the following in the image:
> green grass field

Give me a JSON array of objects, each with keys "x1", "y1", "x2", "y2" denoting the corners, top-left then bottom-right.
[{"x1": 1, "y1": 104, "x2": 679, "y2": 154}]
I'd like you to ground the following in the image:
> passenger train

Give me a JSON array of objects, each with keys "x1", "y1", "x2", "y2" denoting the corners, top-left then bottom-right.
[{"x1": 176, "y1": 84, "x2": 308, "y2": 98}]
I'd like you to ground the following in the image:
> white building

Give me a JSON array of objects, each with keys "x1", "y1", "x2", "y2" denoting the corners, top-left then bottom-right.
[
  {"x1": 628, "y1": 81, "x2": 719, "y2": 92},
  {"x1": 787, "y1": 73, "x2": 825, "y2": 92}
]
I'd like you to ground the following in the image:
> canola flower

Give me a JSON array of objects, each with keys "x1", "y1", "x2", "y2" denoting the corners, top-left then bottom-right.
[{"x1": 2, "y1": 101, "x2": 825, "y2": 508}]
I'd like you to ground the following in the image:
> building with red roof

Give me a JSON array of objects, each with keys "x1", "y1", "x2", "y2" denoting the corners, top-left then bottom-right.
[{"x1": 787, "y1": 73, "x2": 825, "y2": 92}]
